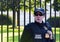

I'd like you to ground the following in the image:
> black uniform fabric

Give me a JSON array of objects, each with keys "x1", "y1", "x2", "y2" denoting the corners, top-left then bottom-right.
[{"x1": 20, "y1": 22, "x2": 55, "y2": 42}]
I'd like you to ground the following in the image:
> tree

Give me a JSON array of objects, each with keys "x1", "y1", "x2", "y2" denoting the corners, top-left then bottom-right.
[
  {"x1": 0, "y1": 0, "x2": 20, "y2": 11},
  {"x1": 0, "y1": 0, "x2": 60, "y2": 11},
  {"x1": 0, "y1": 0, "x2": 53, "y2": 11},
  {"x1": 53, "y1": 0, "x2": 60, "y2": 11}
]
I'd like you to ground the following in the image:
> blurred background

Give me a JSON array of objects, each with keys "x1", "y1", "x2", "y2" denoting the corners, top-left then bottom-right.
[{"x1": 0, "y1": 0, "x2": 60, "y2": 42}]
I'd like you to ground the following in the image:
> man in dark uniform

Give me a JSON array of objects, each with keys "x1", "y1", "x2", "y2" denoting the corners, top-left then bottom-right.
[{"x1": 20, "y1": 8, "x2": 55, "y2": 42}]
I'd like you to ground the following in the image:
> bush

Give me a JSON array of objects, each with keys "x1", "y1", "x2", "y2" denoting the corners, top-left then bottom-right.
[
  {"x1": 0, "y1": 14, "x2": 12, "y2": 25},
  {"x1": 47, "y1": 17, "x2": 60, "y2": 27}
]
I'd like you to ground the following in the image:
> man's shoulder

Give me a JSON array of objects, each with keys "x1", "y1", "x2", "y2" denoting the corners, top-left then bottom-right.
[
  {"x1": 44, "y1": 22, "x2": 51, "y2": 27},
  {"x1": 25, "y1": 22, "x2": 35, "y2": 29},
  {"x1": 44, "y1": 21, "x2": 52, "y2": 31},
  {"x1": 26, "y1": 22, "x2": 35, "y2": 26}
]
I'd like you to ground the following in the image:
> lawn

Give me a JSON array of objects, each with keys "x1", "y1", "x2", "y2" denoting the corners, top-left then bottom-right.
[{"x1": 0, "y1": 25, "x2": 60, "y2": 42}]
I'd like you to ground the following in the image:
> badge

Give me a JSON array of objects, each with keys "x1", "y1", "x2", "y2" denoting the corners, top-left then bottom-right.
[
  {"x1": 45, "y1": 33, "x2": 49, "y2": 38},
  {"x1": 35, "y1": 34, "x2": 42, "y2": 39}
]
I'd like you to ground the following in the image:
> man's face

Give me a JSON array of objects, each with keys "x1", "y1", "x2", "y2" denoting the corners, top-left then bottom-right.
[{"x1": 34, "y1": 11, "x2": 45, "y2": 23}]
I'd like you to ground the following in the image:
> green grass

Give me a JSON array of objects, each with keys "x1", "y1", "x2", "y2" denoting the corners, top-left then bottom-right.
[
  {"x1": 8, "y1": 36, "x2": 18, "y2": 42},
  {"x1": 3, "y1": 34, "x2": 59, "y2": 42},
  {"x1": 56, "y1": 34, "x2": 60, "y2": 42},
  {"x1": 0, "y1": 25, "x2": 60, "y2": 42},
  {"x1": 0, "y1": 25, "x2": 24, "y2": 33},
  {"x1": 3, "y1": 36, "x2": 19, "y2": 42}
]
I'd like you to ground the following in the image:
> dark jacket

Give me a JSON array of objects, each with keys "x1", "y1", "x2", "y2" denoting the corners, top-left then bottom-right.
[{"x1": 20, "y1": 22, "x2": 55, "y2": 42}]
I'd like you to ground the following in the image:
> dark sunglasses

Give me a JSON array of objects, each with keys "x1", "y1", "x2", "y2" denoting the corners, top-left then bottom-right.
[
  {"x1": 34, "y1": 12, "x2": 44, "y2": 16},
  {"x1": 34, "y1": 14, "x2": 44, "y2": 16}
]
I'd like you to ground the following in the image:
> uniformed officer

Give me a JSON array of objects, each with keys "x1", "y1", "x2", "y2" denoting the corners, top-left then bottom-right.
[{"x1": 20, "y1": 8, "x2": 55, "y2": 42}]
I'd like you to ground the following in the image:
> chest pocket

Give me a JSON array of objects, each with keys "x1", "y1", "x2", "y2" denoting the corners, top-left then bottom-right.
[
  {"x1": 31, "y1": 24, "x2": 47, "y2": 39},
  {"x1": 28, "y1": 23, "x2": 51, "y2": 42},
  {"x1": 29, "y1": 23, "x2": 48, "y2": 42}
]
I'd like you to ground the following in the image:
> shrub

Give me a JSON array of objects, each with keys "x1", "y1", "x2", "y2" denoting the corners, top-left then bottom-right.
[
  {"x1": 47, "y1": 17, "x2": 60, "y2": 27},
  {"x1": 0, "y1": 14, "x2": 12, "y2": 25}
]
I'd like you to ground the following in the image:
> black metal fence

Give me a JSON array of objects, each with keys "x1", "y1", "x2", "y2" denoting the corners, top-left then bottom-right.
[{"x1": 0, "y1": 0, "x2": 60, "y2": 42}]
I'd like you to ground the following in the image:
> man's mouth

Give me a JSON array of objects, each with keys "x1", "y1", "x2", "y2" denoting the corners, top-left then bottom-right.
[{"x1": 37, "y1": 19, "x2": 39, "y2": 20}]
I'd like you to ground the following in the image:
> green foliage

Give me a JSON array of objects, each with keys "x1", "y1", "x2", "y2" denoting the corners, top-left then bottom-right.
[
  {"x1": 1, "y1": 0, "x2": 60, "y2": 11},
  {"x1": 0, "y1": 0, "x2": 20, "y2": 11},
  {"x1": 53, "y1": 0, "x2": 60, "y2": 11},
  {"x1": 46, "y1": 0, "x2": 50, "y2": 2},
  {"x1": 0, "y1": 0, "x2": 51, "y2": 11},
  {"x1": 0, "y1": 14, "x2": 12, "y2": 25},
  {"x1": 47, "y1": 17, "x2": 60, "y2": 27}
]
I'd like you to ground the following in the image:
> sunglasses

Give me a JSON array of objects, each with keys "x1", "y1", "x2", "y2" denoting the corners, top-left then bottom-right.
[
  {"x1": 34, "y1": 12, "x2": 44, "y2": 16},
  {"x1": 34, "y1": 14, "x2": 44, "y2": 16}
]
